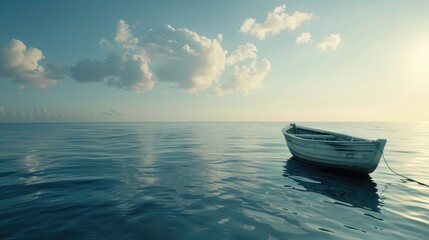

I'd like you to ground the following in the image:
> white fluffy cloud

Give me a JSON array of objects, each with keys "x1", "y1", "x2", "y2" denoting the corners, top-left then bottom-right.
[
  {"x1": 213, "y1": 59, "x2": 271, "y2": 96},
  {"x1": 70, "y1": 20, "x2": 271, "y2": 95},
  {"x1": 240, "y1": 5, "x2": 313, "y2": 40},
  {"x1": 144, "y1": 26, "x2": 271, "y2": 94},
  {"x1": 0, "y1": 39, "x2": 65, "y2": 88},
  {"x1": 296, "y1": 32, "x2": 312, "y2": 45},
  {"x1": 317, "y1": 33, "x2": 341, "y2": 51},
  {"x1": 227, "y1": 43, "x2": 257, "y2": 65},
  {"x1": 115, "y1": 19, "x2": 139, "y2": 49},
  {"x1": 144, "y1": 25, "x2": 227, "y2": 92}
]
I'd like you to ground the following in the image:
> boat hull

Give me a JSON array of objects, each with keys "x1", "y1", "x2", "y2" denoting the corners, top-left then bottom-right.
[{"x1": 282, "y1": 125, "x2": 386, "y2": 174}]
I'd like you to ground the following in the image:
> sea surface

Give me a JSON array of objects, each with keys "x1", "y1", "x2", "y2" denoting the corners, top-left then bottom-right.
[{"x1": 1, "y1": 122, "x2": 428, "y2": 239}]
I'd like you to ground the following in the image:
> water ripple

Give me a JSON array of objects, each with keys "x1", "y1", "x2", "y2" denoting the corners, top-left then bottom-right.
[{"x1": 0, "y1": 122, "x2": 428, "y2": 239}]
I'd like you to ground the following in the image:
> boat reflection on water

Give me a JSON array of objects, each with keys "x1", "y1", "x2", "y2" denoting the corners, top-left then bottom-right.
[{"x1": 283, "y1": 158, "x2": 381, "y2": 212}]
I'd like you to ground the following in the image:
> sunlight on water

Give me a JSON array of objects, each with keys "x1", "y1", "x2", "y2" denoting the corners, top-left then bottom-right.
[{"x1": 0, "y1": 123, "x2": 428, "y2": 239}]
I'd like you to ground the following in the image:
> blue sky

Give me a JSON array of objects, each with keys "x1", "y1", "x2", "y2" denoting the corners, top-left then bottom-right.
[{"x1": 1, "y1": 0, "x2": 428, "y2": 122}]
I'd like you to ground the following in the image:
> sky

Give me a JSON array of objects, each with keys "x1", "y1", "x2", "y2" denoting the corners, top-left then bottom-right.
[{"x1": 1, "y1": 0, "x2": 428, "y2": 122}]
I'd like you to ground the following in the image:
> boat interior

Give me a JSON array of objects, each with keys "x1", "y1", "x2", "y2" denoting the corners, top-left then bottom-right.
[{"x1": 287, "y1": 124, "x2": 365, "y2": 142}]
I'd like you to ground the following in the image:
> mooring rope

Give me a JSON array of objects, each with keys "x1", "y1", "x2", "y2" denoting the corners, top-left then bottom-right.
[{"x1": 382, "y1": 153, "x2": 429, "y2": 187}]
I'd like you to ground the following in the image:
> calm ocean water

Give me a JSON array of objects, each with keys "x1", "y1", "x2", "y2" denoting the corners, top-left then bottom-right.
[{"x1": 1, "y1": 122, "x2": 428, "y2": 239}]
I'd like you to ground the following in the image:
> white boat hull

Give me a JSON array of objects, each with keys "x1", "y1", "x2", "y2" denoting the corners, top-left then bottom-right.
[{"x1": 282, "y1": 125, "x2": 386, "y2": 173}]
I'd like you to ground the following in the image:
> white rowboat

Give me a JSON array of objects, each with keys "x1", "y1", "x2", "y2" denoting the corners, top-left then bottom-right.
[{"x1": 282, "y1": 124, "x2": 386, "y2": 174}]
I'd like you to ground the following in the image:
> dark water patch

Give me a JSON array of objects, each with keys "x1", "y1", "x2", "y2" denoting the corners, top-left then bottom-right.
[
  {"x1": 0, "y1": 171, "x2": 18, "y2": 177},
  {"x1": 319, "y1": 227, "x2": 335, "y2": 233},
  {"x1": 344, "y1": 224, "x2": 367, "y2": 233},
  {"x1": 0, "y1": 178, "x2": 120, "y2": 200},
  {"x1": 283, "y1": 158, "x2": 380, "y2": 212},
  {"x1": 364, "y1": 213, "x2": 384, "y2": 221}
]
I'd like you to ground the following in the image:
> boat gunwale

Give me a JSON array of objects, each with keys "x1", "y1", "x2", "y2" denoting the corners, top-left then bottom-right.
[{"x1": 282, "y1": 125, "x2": 386, "y2": 145}]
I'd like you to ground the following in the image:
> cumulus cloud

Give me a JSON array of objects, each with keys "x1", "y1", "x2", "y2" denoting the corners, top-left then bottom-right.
[
  {"x1": 0, "y1": 105, "x2": 65, "y2": 121},
  {"x1": 32, "y1": 105, "x2": 49, "y2": 118},
  {"x1": 115, "y1": 19, "x2": 139, "y2": 49},
  {"x1": 296, "y1": 32, "x2": 312, "y2": 45},
  {"x1": 70, "y1": 51, "x2": 154, "y2": 92},
  {"x1": 317, "y1": 33, "x2": 341, "y2": 51},
  {"x1": 100, "y1": 38, "x2": 113, "y2": 49},
  {"x1": 90, "y1": 109, "x2": 130, "y2": 116},
  {"x1": 0, "y1": 39, "x2": 65, "y2": 88},
  {"x1": 240, "y1": 18, "x2": 257, "y2": 33},
  {"x1": 71, "y1": 20, "x2": 270, "y2": 95},
  {"x1": 240, "y1": 5, "x2": 313, "y2": 40},
  {"x1": 0, "y1": 105, "x2": 16, "y2": 118},
  {"x1": 213, "y1": 59, "x2": 271, "y2": 96},
  {"x1": 144, "y1": 25, "x2": 227, "y2": 92},
  {"x1": 227, "y1": 43, "x2": 257, "y2": 65}
]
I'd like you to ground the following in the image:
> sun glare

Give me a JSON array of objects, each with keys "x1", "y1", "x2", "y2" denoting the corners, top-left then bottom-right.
[{"x1": 404, "y1": 36, "x2": 429, "y2": 80}]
